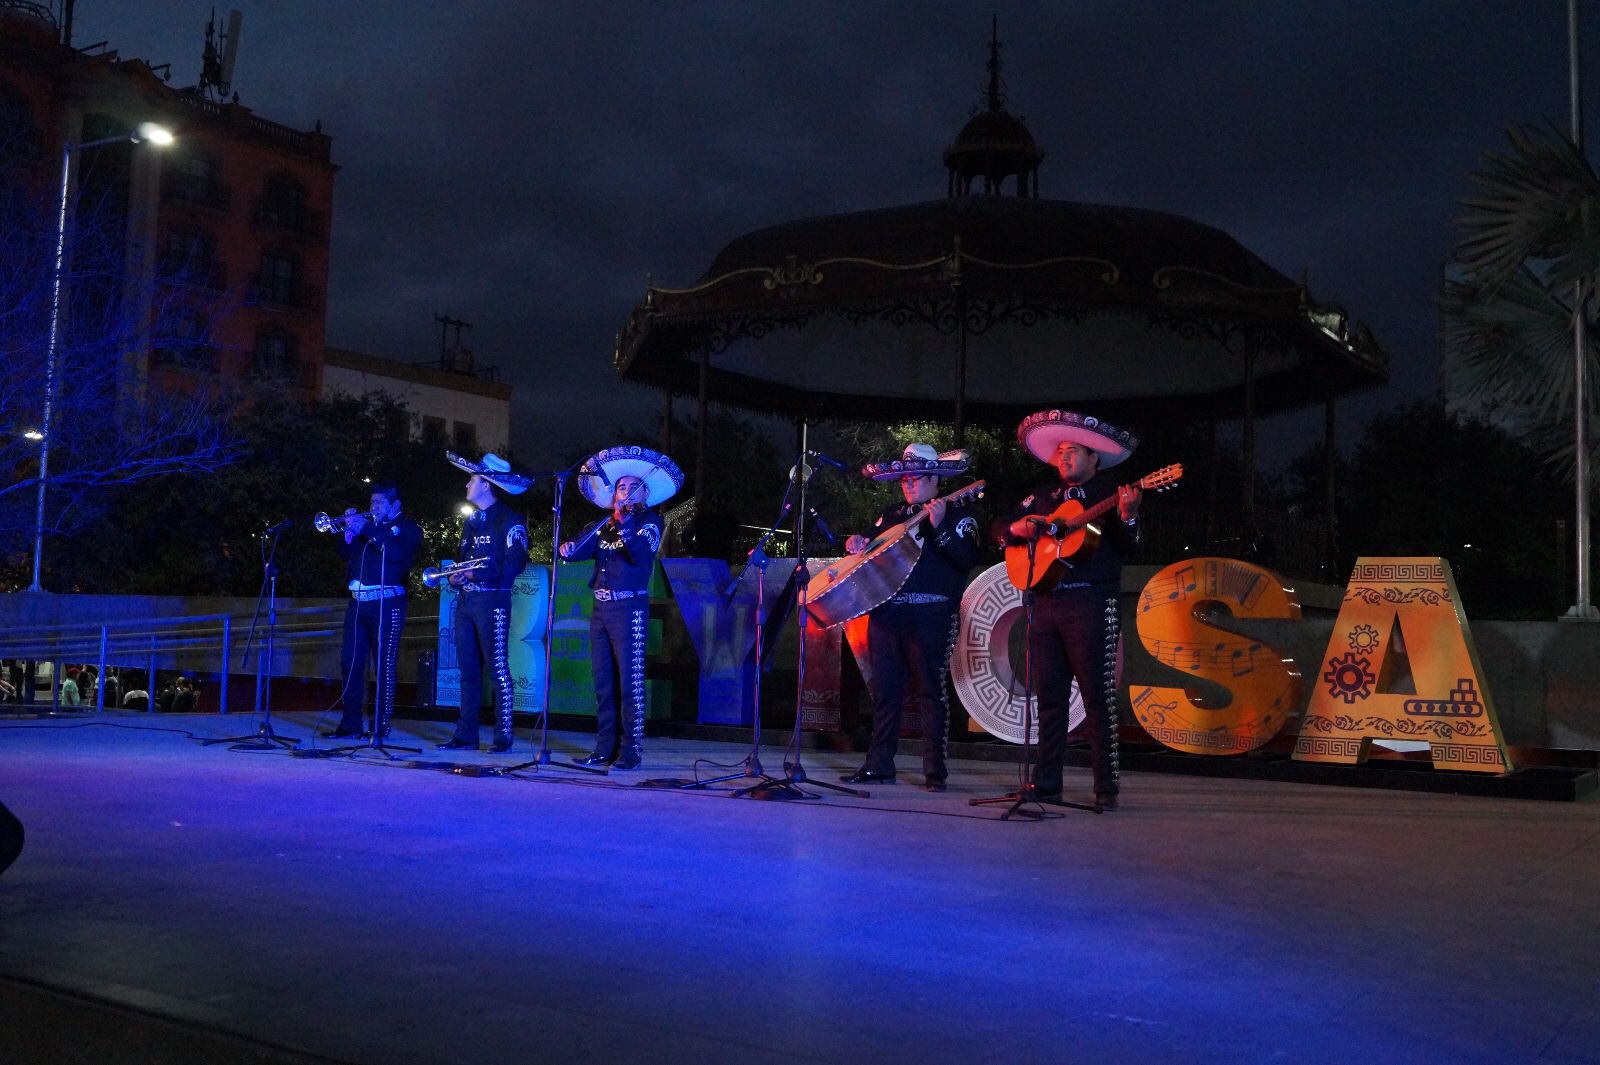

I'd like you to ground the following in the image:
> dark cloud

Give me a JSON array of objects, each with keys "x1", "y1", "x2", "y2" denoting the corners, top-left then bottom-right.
[{"x1": 78, "y1": 1, "x2": 1597, "y2": 464}]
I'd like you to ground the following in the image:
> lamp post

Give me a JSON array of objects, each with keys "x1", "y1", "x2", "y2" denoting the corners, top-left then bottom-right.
[{"x1": 28, "y1": 121, "x2": 174, "y2": 593}]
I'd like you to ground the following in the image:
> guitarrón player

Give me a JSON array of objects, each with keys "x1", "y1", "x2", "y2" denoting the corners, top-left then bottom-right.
[
  {"x1": 999, "y1": 410, "x2": 1141, "y2": 813},
  {"x1": 839, "y1": 443, "x2": 981, "y2": 791}
]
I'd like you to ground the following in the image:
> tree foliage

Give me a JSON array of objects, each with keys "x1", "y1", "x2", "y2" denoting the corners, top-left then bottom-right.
[
  {"x1": 57, "y1": 391, "x2": 539, "y2": 597},
  {"x1": 0, "y1": 139, "x2": 241, "y2": 582}
]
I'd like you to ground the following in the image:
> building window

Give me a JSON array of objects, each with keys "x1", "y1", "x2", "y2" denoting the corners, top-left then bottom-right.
[
  {"x1": 163, "y1": 227, "x2": 214, "y2": 275},
  {"x1": 452, "y1": 421, "x2": 478, "y2": 454},
  {"x1": 153, "y1": 305, "x2": 215, "y2": 371},
  {"x1": 177, "y1": 153, "x2": 212, "y2": 197},
  {"x1": 256, "y1": 253, "x2": 296, "y2": 304},
  {"x1": 251, "y1": 329, "x2": 297, "y2": 380},
  {"x1": 259, "y1": 177, "x2": 304, "y2": 228},
  {"x1": 0, "y1": 83, "x2": 40, "y2": 158},
  {"x1": 421, "y1": 416, "x2": 447, "y2": 444}
]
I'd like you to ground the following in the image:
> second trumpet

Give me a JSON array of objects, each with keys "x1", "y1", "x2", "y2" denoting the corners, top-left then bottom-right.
[{"x1": 422, "y1": 557, "x2": 489, "y2": 587}]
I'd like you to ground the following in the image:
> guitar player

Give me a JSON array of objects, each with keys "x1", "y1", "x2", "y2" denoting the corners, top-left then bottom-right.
[
  {"x1": 1000, "y1": 410, "x2": 1142, "y2": 813},
  {"x1": 838, "y1": 443, "x2": 982, "y2": 791}
]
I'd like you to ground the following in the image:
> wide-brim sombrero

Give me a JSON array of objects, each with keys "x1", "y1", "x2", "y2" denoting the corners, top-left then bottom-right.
[
  {"x1": 446, "y1": 451, "x2": 532, "y2": 495},
  {"x1": 1017, "y1": 410, "x2": 1138, "y2": 468},
  {"x1": 861, "y1": 443, "x2": 972, "y2": 481},
  {"x1": 578, "y1": 445, "x2": 685, "y2": 508}
]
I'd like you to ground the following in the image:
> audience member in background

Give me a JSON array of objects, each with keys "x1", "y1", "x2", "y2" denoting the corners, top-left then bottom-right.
[
  {"x1": 0, "y1": 670, "x2": 16, "y2": 703},
  {"x1": 173, "y1": 678, "x2": 197, "y2": 714},
  {"x1": 155, "y1": 683, "x2": 176, "y2": 713},
  {"x1": 122, "y1": 686, "x2": 149, "y2": 711},
  {"x1": 61, "y1": 669, "x2": 81, "y2": 706},
  {"x1": 101, "y1": 672, "x2": 120, "y2": 710}
]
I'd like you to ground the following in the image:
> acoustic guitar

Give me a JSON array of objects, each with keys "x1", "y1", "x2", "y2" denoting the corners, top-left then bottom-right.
[
  {"x1": 1004, "y1": 464, "x2": 1184, "y2": 590},
  {"x1": 806, "y1": 480, "x2": 987, "y2": 628}
]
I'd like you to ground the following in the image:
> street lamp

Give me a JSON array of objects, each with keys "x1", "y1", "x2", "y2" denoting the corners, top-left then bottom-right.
[{"x1": 28, "y1": 121, "x2": 175, "y2": 593}]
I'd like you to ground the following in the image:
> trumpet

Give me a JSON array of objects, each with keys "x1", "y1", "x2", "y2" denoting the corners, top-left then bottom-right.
[
  {"x1": 422, "y1": 557, "x2": 489, "y2": 588},
  {"x1": 312, "y1": 510, "x2": 373, "y2": 534}
]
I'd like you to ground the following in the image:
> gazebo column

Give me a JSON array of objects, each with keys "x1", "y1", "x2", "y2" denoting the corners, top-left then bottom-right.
[
  {"x1": 695, "y1": 348, "x2": 710, "y2": 512},
  {"x1": 1323, "y1": 387, "x2": 1339, "y2": 578},
  {"x1": 1241, "y1": 332, "x2": 1258, "y2": 530},
  {"x1": 663, "y1": 390, "x2": 674, "y2": 456},
  {"x1": 954, "y1": 287, "x2": 968, "y2": 447},
  {"x1": 1205, "y1": 420, "x2": 1219, "y2": 545}
]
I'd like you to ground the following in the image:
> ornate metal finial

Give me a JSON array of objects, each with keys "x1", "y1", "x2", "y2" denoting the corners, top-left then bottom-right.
[{"x1": 985, "y1": 15, "x2": 1005, "y2": 112}]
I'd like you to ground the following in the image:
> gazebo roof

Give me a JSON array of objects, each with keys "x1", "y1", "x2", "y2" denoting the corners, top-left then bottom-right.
[{"x1": 614, "y1": 194, "x2": 1387, "y2": 427}]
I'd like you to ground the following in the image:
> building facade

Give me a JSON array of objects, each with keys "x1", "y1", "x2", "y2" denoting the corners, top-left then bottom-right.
[
  {"x1": 322, "y1": 347, "x2": 512, "y2": 456},
  {"x1": 0, "y1": 4, "x2": 335, "y2": 395}
]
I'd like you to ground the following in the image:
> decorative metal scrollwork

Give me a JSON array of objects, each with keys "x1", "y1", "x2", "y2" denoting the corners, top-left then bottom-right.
[{"x1": 763, "y1": 256, "x2": 825, "y2": 290}]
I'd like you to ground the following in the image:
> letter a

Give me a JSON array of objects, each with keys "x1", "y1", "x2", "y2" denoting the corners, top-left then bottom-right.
[{"x1": 1293, "y1": 557, "x2": 1512, "y2": 774}]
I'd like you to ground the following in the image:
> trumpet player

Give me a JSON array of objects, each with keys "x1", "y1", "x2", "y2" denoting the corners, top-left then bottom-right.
[
  {"x1": 328, "y1": 482, "x2": 423, "y2": 740},
  {"x1": 440, "y1": 453, "x2": 531, "y2": 753}
]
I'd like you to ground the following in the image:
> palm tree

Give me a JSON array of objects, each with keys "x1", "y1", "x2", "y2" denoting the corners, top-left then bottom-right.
[{"x1": 1444, "y1": 124, "x2": 1600, "y2": 480}]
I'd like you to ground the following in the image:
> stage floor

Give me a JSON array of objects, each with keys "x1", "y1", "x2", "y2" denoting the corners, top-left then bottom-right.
[{"x1": 2, "y1": 712, "x2": 1598, "y2": 1065}]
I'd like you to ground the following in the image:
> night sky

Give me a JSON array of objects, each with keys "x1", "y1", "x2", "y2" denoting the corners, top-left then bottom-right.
[{"x1": 76, "y1": 1, "x2": 1599, "y2": 468}]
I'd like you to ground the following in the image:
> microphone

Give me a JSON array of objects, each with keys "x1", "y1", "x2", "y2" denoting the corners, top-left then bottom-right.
[
  {"x1": 788, "y1": 459, "x2": 814, "y2": 483},
  {"x1": 584, "y1": 460, "x2": 611, "y2": 488},
  {"x1": 806, "y1": 450, "x2": 848, "y2": 470},
  {"x1": 806, "y1": 507, "x2": 840, "y2": 548}
]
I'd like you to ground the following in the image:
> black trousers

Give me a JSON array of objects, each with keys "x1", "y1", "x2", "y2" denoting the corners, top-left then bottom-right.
[
  {"x1": 450, "y1": 592, "x2": 514, "y2": 745},
  {"x1": 588, "y1": 599, "x2": 648, "y2": 762},
  {"x1": 1029, "y1": 585, "x2": 1122, "y2": 797},
  {"x1": 863, "y1": 600, "x2": 961, "y2": 781},
  {"x1": 337, "y1": 596, "x2": 406, "y2": 735}
]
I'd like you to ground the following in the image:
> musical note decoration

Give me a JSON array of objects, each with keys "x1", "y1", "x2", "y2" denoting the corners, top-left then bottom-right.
[{"x1": 1130, "y1": 558, "x2": 1302, "y2": 755}]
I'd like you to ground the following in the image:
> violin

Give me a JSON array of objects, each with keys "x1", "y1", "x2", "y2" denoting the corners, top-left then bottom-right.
[{"x1": 601, "y1": 498, "x2": 647, "y2": 537}]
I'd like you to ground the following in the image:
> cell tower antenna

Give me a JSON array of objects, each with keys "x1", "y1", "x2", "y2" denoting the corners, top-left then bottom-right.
[
  {"x1": 217, "y1": 9, "x2": 242, "y2": 95},
  {"x1": 197, "y1": 8, "x2": 243, "y2": 100}
]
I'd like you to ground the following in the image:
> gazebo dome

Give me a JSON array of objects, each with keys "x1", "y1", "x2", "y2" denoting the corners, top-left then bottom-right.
[{"x1": 944, "y1": 20, "x2": 1043, "y2": 198}]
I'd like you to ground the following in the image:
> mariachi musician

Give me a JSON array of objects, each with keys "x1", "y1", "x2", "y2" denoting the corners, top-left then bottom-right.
[
  {"x1": 327, "y1": 481, "x2": 423, "y2": 740},
  {"x1": 999, "y1": 410, "x2": 1141, "y2": 812},
  {"x1": 839, "y1": 443, "x2": 981, "y2": 791},
  {"x1": 559, "y1": 446, "x2": 683, "y2": 771},
  {"x1": 439, "y1": 452, "x2": 531, "y2": 753}
]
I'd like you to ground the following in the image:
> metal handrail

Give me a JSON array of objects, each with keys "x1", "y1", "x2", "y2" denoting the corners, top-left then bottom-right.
[{"x1": 0, "y1": 606, "x2": 441, "y2": 716}]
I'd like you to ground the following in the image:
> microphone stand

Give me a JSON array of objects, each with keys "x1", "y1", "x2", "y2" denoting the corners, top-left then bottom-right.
[
  {"x1": 970, "y1": 527, "x2": 1077, "y2": 819},
  {"x1": 498, "y1": 460, "x2": 607, "y2": 778},
  {"x1": 205, "y1": 525, "x2": 299, "y2": 751},
  {"x1": 737, "y1": 446, "x2": 865, "y2": 799},
  {"x1": 680, "y1": 474, "x2": 800, "y2": 792}
]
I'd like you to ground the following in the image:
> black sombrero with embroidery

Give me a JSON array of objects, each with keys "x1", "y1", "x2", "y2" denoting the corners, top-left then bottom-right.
[
  {"x1": 861, "y1": 442, "x2": 972, "y2": 481},
  {"x1": 1016, "y1": 410, "x2": 1138, "y2": 468}
]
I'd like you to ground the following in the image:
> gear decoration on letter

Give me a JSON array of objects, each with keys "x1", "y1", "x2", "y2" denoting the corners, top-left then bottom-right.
[
  {"x1": 1322, "y1": 652, "x2": 1374, "y2": 703},
  {"x1": 1348, "y1": 623, "x2": 1379, "y2": 653}
]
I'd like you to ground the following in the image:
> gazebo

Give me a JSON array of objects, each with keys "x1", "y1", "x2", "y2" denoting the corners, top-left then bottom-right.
[{"x1": 614, "y1": 27, "x2": 1387, "y2": 564}]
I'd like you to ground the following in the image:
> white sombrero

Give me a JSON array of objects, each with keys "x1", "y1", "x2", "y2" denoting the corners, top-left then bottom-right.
[
  {"x1": 446, "y1": 451, "x2": 532, "y2": 495},
  {"x1": 1016, "y1": 409, "x2": 1138, "y2": 468},
  {"x1": 861, "y1": 442, "x2": 972, "y2": 481},
  {"x1": 578, "y1": 445, "x2": 685, "y2": 508}
]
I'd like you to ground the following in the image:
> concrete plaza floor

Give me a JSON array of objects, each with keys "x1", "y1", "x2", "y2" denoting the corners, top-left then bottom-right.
[{"x1": 1, "y1": 711, "x2": 1597, "y2": 1065}]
